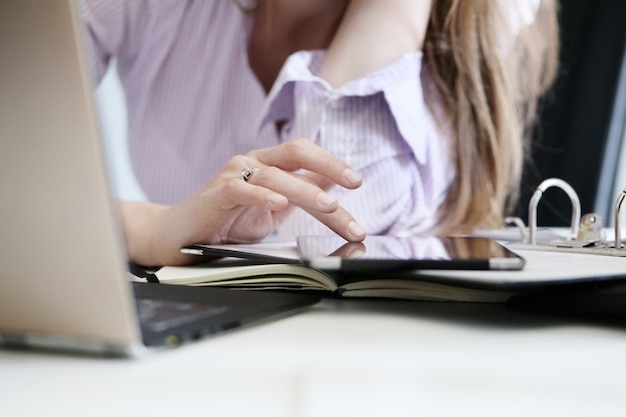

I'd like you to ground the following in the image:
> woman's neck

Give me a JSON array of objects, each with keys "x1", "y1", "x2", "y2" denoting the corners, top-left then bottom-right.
[{"x1": 248, "y1": 0, "x2": 350, "y2": 92}]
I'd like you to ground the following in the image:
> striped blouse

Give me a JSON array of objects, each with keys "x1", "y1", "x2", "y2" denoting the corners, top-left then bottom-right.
[{"x1": 82, "y1": 0, "x2": 453, "y2": 240}]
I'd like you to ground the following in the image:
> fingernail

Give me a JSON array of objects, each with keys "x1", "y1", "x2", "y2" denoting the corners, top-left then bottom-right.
[
  {"x1": 317, "y1": 192, "x2": 336, "y2": 208},
  {"x1": 343, "y1": 168, "x2": 362, "y2": 185},
  {"x1": 347, "y1": 220, "x2": 365, "y2": 237}
]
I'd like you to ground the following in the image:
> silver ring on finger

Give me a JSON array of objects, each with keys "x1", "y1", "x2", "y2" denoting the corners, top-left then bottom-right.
[{"x1": 240, "y1": 167, "x2": 258, "y2": 183}]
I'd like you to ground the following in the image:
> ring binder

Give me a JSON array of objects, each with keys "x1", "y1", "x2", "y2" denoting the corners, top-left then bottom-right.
[
  {"x1": 614, "y1": 188, "x2": 626, "y2": 249},
  {"x1": 505, "y1": 178, "x2": 626, "y2": 257},
  {"x1": 528, "y1": 178, "x2": 581, "y2": 245}
]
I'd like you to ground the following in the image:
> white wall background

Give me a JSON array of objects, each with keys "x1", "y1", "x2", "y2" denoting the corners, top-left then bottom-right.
[{"x1": 94, "y1": 64, "x2": 147, "y2": 202}]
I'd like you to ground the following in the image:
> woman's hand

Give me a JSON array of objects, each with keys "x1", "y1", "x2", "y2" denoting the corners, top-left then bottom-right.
[{"x1": 121, "y1": 138, "x2": 366, "y2": 266}]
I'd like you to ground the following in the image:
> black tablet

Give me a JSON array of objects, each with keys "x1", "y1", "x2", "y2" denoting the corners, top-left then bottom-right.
[{"x1": 296, "y1": 235, "x2": 525, "y2": 272}]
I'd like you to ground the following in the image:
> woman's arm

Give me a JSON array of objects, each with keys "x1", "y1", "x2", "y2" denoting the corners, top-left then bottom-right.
[{"x1": 319, "y1": 0, "x2": 432, "y2": 87}]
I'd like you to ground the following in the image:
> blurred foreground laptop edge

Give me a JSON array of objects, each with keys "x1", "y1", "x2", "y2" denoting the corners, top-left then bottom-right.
[{"x1": 0, "y1": 0, "x2": 318, "y2": 357}]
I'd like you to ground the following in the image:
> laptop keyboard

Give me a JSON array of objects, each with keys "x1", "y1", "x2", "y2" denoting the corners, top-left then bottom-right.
[{"x1": 136, "y1": 298, "x2": 230, "y2": 333}]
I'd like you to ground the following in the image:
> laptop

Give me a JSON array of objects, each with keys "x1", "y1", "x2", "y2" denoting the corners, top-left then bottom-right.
[{"x1": 0, "y1": 0, "x2": 319, "y2": 356}]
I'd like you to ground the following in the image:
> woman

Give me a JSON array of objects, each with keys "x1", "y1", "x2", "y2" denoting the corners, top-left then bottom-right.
[{"x1": 82, "y1": 0, "x2": 559, "y2": 265}]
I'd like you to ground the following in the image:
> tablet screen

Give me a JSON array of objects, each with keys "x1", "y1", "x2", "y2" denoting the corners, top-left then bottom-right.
[{"x1": 296, "y1": 235, "x2": 525, "y2": 271}]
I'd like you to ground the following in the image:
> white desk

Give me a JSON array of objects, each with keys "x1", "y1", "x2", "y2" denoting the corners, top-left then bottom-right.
[{"x1": 2, "y1": 298, "x2": 626, "y2": 417}]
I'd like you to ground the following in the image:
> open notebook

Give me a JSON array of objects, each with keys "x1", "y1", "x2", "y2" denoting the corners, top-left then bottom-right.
[
  {"x1": 0, "y1": 0, "x2": 318, "y2": 356},
  {"x1": 154, "y1": 239, "x2": 626, "y2": 305}
]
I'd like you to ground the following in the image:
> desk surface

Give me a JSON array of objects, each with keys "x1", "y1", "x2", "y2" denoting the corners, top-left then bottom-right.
[{"x1": 3, "y1": 298, "x2": 626, "y2": 417}]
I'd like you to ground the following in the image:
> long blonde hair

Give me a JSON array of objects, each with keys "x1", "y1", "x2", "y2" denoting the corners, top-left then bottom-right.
[{"x1": 424, "y1": 0, "x2": 559, "y2": 233}]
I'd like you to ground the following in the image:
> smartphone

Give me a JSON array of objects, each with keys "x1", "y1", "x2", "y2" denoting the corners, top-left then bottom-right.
[{"x1": 296, "y1": 235, "x2": 525, "y2": 272}]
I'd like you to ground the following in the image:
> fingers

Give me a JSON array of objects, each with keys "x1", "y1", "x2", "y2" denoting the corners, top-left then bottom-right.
[
  {"x1": 218, "y1": 174, "x2": 288, "y2": 211},
  {"x1": 245, "y1": 166, "x2": 341, "y2": 214},
  {"x1": 304, "y1": 205, "x2": 367, "y2": 242},
  {"x1": 207, "y1": 173, "x2": 365, "y2": 243},
  {"x1": 215, "y1": 139, "x2": 367, "y2": 243},
  {"x1": 218, "y1": 166, "x2": 366, "y2": 242},
  {"x1": 248, "y1": 138, "x2": 363, "y2": 190},
  {"x1": 226, "y1": 138, "x2": 363, "y2": 214}
]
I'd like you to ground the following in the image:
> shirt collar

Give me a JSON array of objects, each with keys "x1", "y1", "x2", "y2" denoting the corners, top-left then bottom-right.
[{"x1": 257, "y1": 50, "x2": 429, "y2": 163}]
